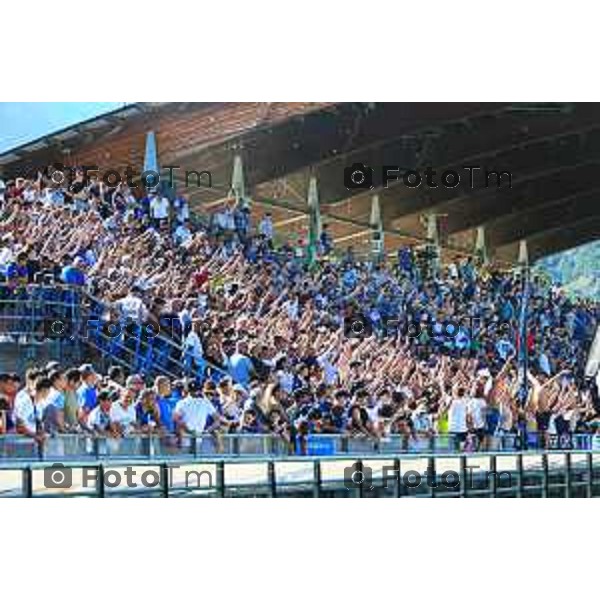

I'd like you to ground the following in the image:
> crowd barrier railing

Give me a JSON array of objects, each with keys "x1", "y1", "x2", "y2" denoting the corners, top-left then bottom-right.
[
  {"x1": 2, "y1": 448, "x2": 600, "y2": 497},
  {"x1": 0, "y1": 432, "x2": 597, "y2": 462},
  {"x1": 0, "y1": 283, "x2": 229, "y2": 381}
]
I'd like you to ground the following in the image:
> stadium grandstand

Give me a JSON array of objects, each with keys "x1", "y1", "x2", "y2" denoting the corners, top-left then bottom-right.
[{"x1": 0, "y1": 102, "x2": 599, "y2": 471}]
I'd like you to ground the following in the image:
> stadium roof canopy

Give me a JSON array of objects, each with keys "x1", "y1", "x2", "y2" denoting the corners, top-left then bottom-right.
[{"x1": 1, "y1": 101, "x2": 599, "y2": 263}]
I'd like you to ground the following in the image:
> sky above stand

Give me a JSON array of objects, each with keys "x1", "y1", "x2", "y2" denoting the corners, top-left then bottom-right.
[{"x1": 0, "y1": 102, "x2": 126, "y2": 153}]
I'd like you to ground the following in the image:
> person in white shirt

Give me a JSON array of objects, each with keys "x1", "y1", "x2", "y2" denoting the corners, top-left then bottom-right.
[
  {"x1": 14, "y1": 388, "x2": 36, "y2": 436},
  {"x1": 149, "y1": 193, "x2": 170, "y2": 226},
  {"x1": 448, "y1": 387, "x2": 468, "y2": 450},
  {"x1": 213, "y1": 206, "x2": 236, "y2": 240},
  {"x1": 0, "y1": 240, "x2": 16, "y2": 274},
  {"x1": 23, "y1": 185, "x2": 37, "y2": 203},
  {"x1": 110, "y1": 390, "x2": 137, "y2": 436},
  {"x1": 86, "y1": 391, "x2": 114, "y2": 433},
  {"x1": 116, "y1": 287, "x2": 148, "y2": 323},
  {"x1": 14, "y1": 377, "x2": 50, "y2": 439},
  {"x1": 467, "y1": 393, "x2": 487, "y2": 450},
  {"x1": 173, "y1": 381, "x2": 221, "y2": 436},
  {"x1": 183, "y1": 321, "x2": 205, "y2": 376}
]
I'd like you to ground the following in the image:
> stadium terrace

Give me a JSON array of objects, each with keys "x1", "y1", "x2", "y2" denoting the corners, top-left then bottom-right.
[{"x1": 0, "y1": 102, "x2": 599, "y2": 462}]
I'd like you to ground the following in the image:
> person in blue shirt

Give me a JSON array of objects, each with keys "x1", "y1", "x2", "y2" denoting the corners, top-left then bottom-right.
[
  {"x1": 154, "y1": 375, "x2": 177, "y2": 432},
  {"x1": 76, "y1": 364, "x2": 98, "y2": 425},
  {"x1": 6, "y1": 253, "x2": 29, "y2": 298},
  {"x1": 60, "y1": 256, "x2": 86, "y2": 286},
  {"x1": 342, "y1": 267, "x2": 358, "y2": 290},
  {"x1": 225, "y1": 340, "x2": 255, "y2": 387}
]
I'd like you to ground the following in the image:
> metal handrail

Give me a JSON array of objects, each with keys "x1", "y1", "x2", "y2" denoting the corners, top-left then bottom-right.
[
  {"x1": 80, "y1": 288, "x2": 229, "y2": 379},
  {"x1": 0, "y1": 432, "x2": 596, "y2": 462},
  {"x1": 0, "y1": 283, "x2": 229, "y2": 380},
  {"x1": 1, "y1": 446, "x2": 597, "y2": 469}
]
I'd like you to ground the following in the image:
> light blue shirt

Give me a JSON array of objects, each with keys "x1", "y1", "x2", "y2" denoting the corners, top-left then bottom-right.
[{"x1": 228, "y1": 353, "x2": 254, "y2": 386}]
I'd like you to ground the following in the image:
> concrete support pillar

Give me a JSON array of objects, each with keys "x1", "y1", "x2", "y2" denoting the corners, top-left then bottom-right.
[
  {"x1": 370, "y1": 194, "x2": 384, "y2": 261},
  {"x1": 307, "y1": 175, "x2": 321, "y2": 265},
  {"x1": 475, "y1": 225, "x2": 488, "y2": 264},
  {"x1": 518, "y1": 239, "x2": 529, "y2": 266},
  {"x1": 231, "y1": 155, "x2": 247, "y2": 208}
]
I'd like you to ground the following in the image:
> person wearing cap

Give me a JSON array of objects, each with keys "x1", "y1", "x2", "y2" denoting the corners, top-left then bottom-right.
[
  {"x1": 45, "y1": 361, "x2": 61, "y2": 372},
  {"x1": 173, "y1": 379, "x2": 222, "y2": 437}
]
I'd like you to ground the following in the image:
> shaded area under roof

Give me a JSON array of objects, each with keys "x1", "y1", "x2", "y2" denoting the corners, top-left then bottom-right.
[{"x1": 1, "y1": 102, "x2": 599, "y2": 262}]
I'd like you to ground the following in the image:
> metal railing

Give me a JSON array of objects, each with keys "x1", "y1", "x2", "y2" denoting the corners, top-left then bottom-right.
[
  {"x1": 0, "y1": 432, "x2": 597, "y2": 462},
  {"x1": 0, "y1": 283, "x2": 228, "y2": 381},
  {"x1": 2, "y1": 449, "x2": 600, "y2": 497},
  {"x1": 0, "y1": 284, "x2": 83, "y2": 338}
]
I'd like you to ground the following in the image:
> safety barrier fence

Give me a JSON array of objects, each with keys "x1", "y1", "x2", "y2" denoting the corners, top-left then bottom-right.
[
  {"x1": 2, "y1": 450, "x2": 600, "y2": 497},
  {"x1": 0, "y1": 285, "x2": 82, "y2": 337},
  {"x1": 0, "y1": 284, "x2": 228, "y2": 380},
  {"x1": 0, "y1": 432, "x2": 597, "y2": 462}
]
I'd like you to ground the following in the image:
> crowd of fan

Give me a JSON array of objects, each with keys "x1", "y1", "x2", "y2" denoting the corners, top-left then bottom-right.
[{"x1": 0, "y1": 171, "x2": 599, "y2": 450}]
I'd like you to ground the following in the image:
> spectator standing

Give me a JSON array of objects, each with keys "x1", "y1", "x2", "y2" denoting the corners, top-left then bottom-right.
[
  {"x1": 448, "y1": 386, "x2": 469, "y2": 451},
  {"x1": 149, "y1": 192, "x2": 170, "y2": 229},
  {"x1": 87, "y1": 390, "x2": 114, "y2": 433},
  {"x1": 174, "y1": 380, "x2": 222, "y2": 436},
  {"x1": 77, "y1": 364, "x2": 99, "y2": 425}
]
